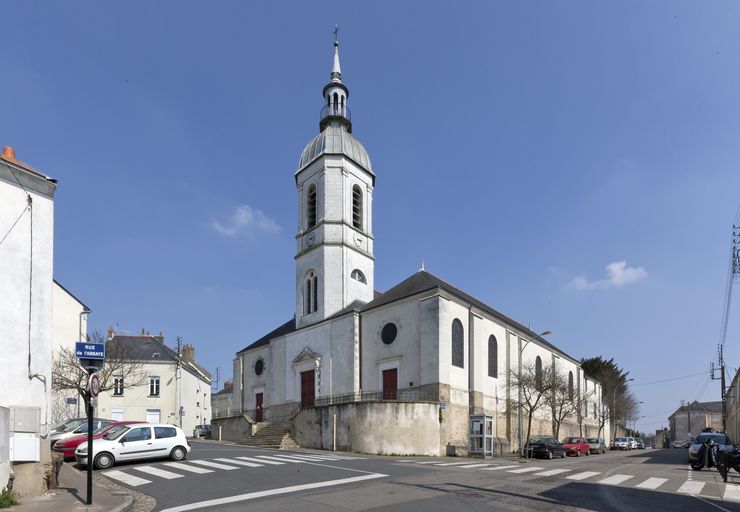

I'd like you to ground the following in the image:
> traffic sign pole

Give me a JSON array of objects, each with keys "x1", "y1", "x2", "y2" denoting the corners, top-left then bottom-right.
[{"x1": 86, "y1": 385, "x2": 93, "y2": 506}]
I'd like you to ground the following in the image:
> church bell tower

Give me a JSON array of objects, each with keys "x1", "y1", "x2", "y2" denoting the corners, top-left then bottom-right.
[{"x1": 294, "y1": 33, "x2": 376, "y2": 328}]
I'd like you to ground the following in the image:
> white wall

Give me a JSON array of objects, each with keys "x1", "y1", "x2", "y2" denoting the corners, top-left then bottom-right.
[{"x1": 0, "y1": 158, "x2": 56, "y2": 494}]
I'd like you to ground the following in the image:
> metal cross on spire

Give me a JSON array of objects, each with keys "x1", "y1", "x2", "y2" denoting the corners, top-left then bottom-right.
[{"x1": 333, "y1": 25, "x2": 340, "y2": 45}]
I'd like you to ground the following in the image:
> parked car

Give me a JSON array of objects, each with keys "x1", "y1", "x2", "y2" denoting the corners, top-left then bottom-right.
[
  {"x1": 561, "y1": 437, "x2": 590, "y2": 457},
  {"x1": 76, "y1": 423, "x2": 190, "y2": 470},
  {"x1": 525, "y1": 436, "x2": 566, "y2": 459},
  {"x1": 52, "y1": 421, "x2": 146, "y2": 460},
  {"x1": 586, "y1": 437, "x2": 606, "y2": 454},
  {"x1": 51, "y1": 418, "x2": 86, "y2": 435},
  {"x1": 635, "y1": 438, "x2": 645, "y2": 449},
  {"x1": 613, "y1": 437, "x2": 630, "y2": 450},
  {"x1": 626, "y1": 437, "x2": 637, "y2": 449},
  {"x1": 50, "y1": 419, "x2": 114, "y2": 447},
  {"x1": 193, "y1": 424, "x2": 212, "y2": 439},
  {"x1": 688, "y1": 432, "x2": 733, "y2": 462}
]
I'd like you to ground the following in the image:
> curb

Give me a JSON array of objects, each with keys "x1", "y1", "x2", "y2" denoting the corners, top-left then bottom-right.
[{"x1": 108, "y1": 493, "x2": 133, "y2": 512}]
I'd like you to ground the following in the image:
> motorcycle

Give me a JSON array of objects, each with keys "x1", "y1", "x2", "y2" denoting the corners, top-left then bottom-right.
[{"x1": 691, "y1": 438, "x2": 719, "y2": 471}]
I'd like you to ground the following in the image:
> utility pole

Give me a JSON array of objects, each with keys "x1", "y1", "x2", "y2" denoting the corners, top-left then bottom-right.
[{"x1": 176, "y1": 336, "x2": 183, "y2": 428}]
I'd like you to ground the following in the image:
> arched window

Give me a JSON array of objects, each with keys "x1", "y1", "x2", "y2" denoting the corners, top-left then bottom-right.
[
  {"x1": 535, "y1": 356, "x2": 543, "y2": 390},
  {"x1": 451, "y1": 319, "x2": 464, "y2": 368},
  {"x1": 352, "y1": 185, "x2": 363, "y2": 230},
  {"x1": 488, "y1": 335, "x2": 498, "y2": 378},
  {"x1": 351, "y1": 269, "x2": 366, "y2": 283},
  {"x1": 312, "y1": 274, "x2": 318, "y2": 313},
  {"x1": 305, "y1": 277, "x2": 312, "y2": 315},
  {"x1": 568, "y1": 371, "x2": 574, "y2": 400},
  {"x1": 307, "y1": 184, "x2": 317, "y2": 228}
]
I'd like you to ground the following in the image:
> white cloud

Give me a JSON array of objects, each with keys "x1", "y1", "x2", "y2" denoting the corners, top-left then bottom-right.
[
  {"x1": 210, "y1": 204, "x2": 281, "y2": 238},
  {"x1": 571, "y1": 261, "x2": 648, "y2": 290}
]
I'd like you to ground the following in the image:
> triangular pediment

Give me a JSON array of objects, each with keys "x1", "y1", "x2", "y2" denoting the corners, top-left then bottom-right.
[{"x1": 292, "y1": 347, "x2": 321, "y2": 365}]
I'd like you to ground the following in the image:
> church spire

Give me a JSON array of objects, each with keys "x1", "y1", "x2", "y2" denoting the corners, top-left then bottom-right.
[{"x1": 320, "y1": 26, "x2": 352, "y2": 132}]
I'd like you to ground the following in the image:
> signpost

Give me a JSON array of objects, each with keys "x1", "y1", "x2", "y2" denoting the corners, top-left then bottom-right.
[{"x1": 76, "y1": 342, "x2": 105, "y2": 505}]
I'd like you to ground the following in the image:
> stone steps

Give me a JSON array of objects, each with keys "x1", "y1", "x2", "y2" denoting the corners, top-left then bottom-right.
[{"x1": 236, "y1": 419, "x2": 299, "y2": 450}]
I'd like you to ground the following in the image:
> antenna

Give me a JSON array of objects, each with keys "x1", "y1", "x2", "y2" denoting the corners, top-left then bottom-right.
[{"x1": 213, "y1": 367, "x2": 221, "y2": 392}]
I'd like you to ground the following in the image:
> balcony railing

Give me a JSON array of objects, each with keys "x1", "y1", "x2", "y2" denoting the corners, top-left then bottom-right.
[
  {"x1": 320, "y1": 104, "x2": 351, "y2": 123},
  {"x1": 311, "y1": 387, "x2": 439, "y2": 408}
]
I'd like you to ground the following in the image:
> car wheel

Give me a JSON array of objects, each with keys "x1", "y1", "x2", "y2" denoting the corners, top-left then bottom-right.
[
  {"x1": 94, "y1": 452, "x2": 114, "y2": 470},
  {"x1": 576, "y1": 449, "x2": 580, "y2": 457},
  {"x1": 602, "y1": 448, "x2": 606, "y2": 454},
  {"x1": 548, "y1": 450, "x2": 553, "y2": 460},
  {"x1": 170, "y1": 446, "x2": 187, "y2": 461},
  {"x1": 586, "y1": 448, "x2": 590, "y2": 456},
  {"x1": 560, "y1": 451, "x2": 565, "y2": 458}
]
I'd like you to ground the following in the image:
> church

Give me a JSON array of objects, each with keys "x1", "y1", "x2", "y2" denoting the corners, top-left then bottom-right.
[{"x1": 224, "y1": 37, "x2": 607, "y2": 456}]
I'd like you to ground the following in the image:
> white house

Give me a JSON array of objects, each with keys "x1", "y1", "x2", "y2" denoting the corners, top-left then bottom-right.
[
  {"x1": 0, "y1": 146, "x2": 57, "y2": 495},
  {"x1": 223, "y1": 39, "x2": 607, "y2": 456},
  {"x1": 95, "y1": 330, "x2": 212, "y2": 435},
  {"x1": 51, "y1": 280, "x2": 91, "y2": 424}
]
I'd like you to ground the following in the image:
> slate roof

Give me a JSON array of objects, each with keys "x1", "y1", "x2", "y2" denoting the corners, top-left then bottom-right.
[
  {"x1": 238, "y1": 270, "x2": 577, "y2": 363},
  {"x1": 108, "y1": 335, "x2": 211, "y2": 382},
  {"x1": 669, "y1": 401, "x2": 723, "y2": 418}
]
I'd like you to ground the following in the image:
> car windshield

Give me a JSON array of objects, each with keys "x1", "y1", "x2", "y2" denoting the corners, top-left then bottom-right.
[
  {"x1": 587, "y1": 438, "x2": 599, "y2": 443},
  {"x1": 615, "y1": 438, "x2": 627, "y2": 442},
  {"x1": 103, "y1": 426, "x2": 129, "y2": 440},
  {"x1": 563, "y1": 438, "x2": 580, "y2": 444},
  {"x1": 694, "y1": 434, "x2": 730, "y2": 445},
  {"x1": 529, "y1": 437, "x2": 550, "y2": 444},
  {"x1": 93, "y1": 423, "x2": 115, "y2": 435}
]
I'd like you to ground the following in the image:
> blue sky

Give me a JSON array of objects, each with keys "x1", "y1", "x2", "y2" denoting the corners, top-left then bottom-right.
[{"x1": 3, "y1": 1, "x2": 740, "y2": 435}]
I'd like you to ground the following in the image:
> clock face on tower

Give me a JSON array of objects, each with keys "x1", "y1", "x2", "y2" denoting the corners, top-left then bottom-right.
[
  {"x1": 307, "y1": 233, "x2": 315, "y2": 247},
  {"x1": 353, "y1": 234, "x2": 363, "y2": 247}
]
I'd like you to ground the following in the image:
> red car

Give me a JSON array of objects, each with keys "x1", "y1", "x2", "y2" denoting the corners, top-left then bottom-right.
[
  {"x1": 52, "y1": 421, "x2": 146, "y2": 460},
  {"x1": 561, "y1": 436, "x2": 590, "y2": 457}
]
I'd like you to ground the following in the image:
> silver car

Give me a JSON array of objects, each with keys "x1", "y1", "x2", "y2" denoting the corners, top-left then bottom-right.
[
  {"x1": 587, "y1": 437, "x2": 606, "y2": 454},
  {"x1": 688, "y1": 432, "x2": 733, "y2": 462}
]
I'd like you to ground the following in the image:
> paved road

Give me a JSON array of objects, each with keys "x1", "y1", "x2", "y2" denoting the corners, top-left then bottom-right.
[{"x1": 83, "y1": 442, "x2": 740, "y2": 511}]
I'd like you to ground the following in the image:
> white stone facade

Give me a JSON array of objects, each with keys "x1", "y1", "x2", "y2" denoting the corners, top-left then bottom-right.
[{"x1": 0, "y1": 148, "x2": 56, "y2": 494}]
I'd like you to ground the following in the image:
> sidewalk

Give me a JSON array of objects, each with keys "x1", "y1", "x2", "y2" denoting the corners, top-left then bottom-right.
[{"x1": 9, "y1": 463, "x2": 132, "y2": 512}]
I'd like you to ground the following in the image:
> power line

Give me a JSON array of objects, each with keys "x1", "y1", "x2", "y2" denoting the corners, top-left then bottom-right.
[{"x1": 632, "y1": 371, "x2": 707, "y2": 386}]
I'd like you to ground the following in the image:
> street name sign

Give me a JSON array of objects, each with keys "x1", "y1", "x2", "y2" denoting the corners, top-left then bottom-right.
[{"x1": 75, "y1": 342, "x2": 105, "y2": 360}]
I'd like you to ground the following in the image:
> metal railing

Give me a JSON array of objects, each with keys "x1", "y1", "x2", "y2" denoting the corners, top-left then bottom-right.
[
  {"x1": 320, "y1": 104, "x2": 351, "y2": 123},
  {"x1": 311, "y1": 387, "x2": 439, "y2": 408},
  {"x1": 212, "y1": 408, "x2": 255, "y2": 420}
]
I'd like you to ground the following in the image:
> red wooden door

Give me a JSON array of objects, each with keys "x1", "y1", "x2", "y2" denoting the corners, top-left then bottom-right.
[
  {"x1": 300, "y1": 370, "x2": 315, "y2": 408},
  {"x1": 255, "y1": 393, "x2": 263, "y2": 422},
  {"x1": 382, "y1": 369, "x2": 397, "y2": 400}
]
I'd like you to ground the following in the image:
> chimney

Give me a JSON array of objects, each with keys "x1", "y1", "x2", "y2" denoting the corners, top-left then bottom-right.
[
  {"x1": 141, "y1": 328, "x2": 145, "y2": 335},
  {"x1": 182, "y1": 344, "x2": 195, "y2": 364},
  {"x1": 108, "y1": 325, "x2": 115, "y2": 340},
  {"x1": 2, "y1": 146, "x2": 16, "y2": 161},
  {"x1": 224, "y1": 380, "x2": 233, "y2": 391}
]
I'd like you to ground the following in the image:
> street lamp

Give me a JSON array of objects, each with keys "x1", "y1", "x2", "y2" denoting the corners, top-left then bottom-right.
[{"x1": 518, "y1": 329, "x2": 552, "y2": 457}]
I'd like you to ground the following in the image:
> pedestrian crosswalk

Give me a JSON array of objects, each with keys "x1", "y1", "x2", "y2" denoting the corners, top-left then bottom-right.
[
  {"x1": 101, "y1": 452, "x2": 366, "y2": 488},
  {"x1": 396, "y1": 459, "x2": 740, "y2": 502}
]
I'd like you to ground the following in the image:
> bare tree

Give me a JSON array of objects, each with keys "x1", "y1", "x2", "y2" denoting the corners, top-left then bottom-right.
[
  {"x1": 548, "y1": 367, "x2": 578, "y2": 440},
  {"x1": 511, "y1": 361, "x2": 555, "y2": 455},
  {"x1": 52, "y1": 330, "x2": 148, "y2": 412}
]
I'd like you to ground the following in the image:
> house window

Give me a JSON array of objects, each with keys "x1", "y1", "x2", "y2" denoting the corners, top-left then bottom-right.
[
  {"x1": 451, "y1": 319, "x2": 464, "y2": 368},
  {"x1": 149, "y1": 376, "x2": 160, "y2": 397},
  {"x1": 351, "y1": 269, "x2": 366, "y2": 283},
  {"x1": 307, "y1": 184, "x2": 317, "y2": 228},
  {"x1": 113, "y1": 376, "x2": 124, "y2": 396},
  {"x1": 488, "y1": 335, "x2": 498, "y2": 378},
  {"x1": 568, "y1": 372, "x2": 574, "y2": 400},
  {"x1": 535, "y1": 356, "x2": 543, "y2": 390},
  {"x1": 352, "y1": 185, "x2": 363, "y2": 230}
]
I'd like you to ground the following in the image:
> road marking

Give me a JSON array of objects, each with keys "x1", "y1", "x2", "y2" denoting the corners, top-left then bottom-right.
[
  {"x1": 161, "y1": 462, "x2": 213, "y2": 474},
  {"x1": 482, "y1": 465, "x2": 519, "y2": 471},
  {"x1": 598, "y1": 474, "x2": 633, "y2": 486},
  {"x1": 723, "y1": 484, "x2": 740, "y2": 502},
  {"x1": 414, "y1": 461, "x2": 446, "y2": 464},
  {"x1": 102, "y1": 470, "x2": 151, "y2": 487},
  {"x1": 214, "y1": 458, "x2": 263, "y2": 468},
  {"x1": 508, "y1": 466, "x2": 545, "y2": 474},
  {"x1": 635, "y1": 477, "x2": 668, "y2": 490},
  {"x1": 567, "y1": 471, "x2": 601, "y2": 481},
  {"x1": 435, "y1": 461, "x2": 476, "y2": 466},
  {"x1": 693, "y1": 495, "x2": 734, "y2": 512},
  {"x1": 533, "y1": 469, "x2": 572, "y2": 477},
  {"x1": 132, "y1": 466, "x2": 184, "y2": 480},
  {"x1": 677, "y1": 481, "x2": 705, "y2": 495},
  {"x1": 236, "y1": 456, "x2": 284, "y2": 465},
  {"x1": 459, "y1": 463, "x2": 493, "y2": 468},
  {"x1": 159, "y1": 472, "x2": 388, "y2": 512},
  {"x1": 188, "y1": 460, "x2": 240, "y2": 470},
  {"x1": 255, "y1": 455, "x2": 305, "y2": 463},
  {"x1": 273, "y1": 454, "x2": 340, "y2": 462}
]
